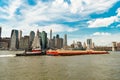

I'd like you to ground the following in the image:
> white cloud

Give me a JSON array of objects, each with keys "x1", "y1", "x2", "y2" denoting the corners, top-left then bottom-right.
[
  {"x1": 88, "y1": 16, "x2": 117, "y2": 28},
  {"x1": 70, "y1": 0, "x2": 118, "y2": 14},
  {"x1": 0, "y1": 0, "x2": 22, "y2": 19},
  {"x1": 93, "y1": 32, "x2": 111, "y2": 36},
  {"x1": 116, "y1": 24, "x2": 120, "y2": 28},
  {"x1": 88, "y1": 7, "x2": 120, "y2": 28},
  {"x1": 0, "y1": 0, "x2": 118, "y2": 21}
]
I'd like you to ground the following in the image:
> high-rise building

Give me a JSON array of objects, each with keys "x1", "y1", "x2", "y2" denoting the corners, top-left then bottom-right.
[
  {"x1": 19, "y1": 36, "x2": 29, "y2": 49},
  {"x1": 56, "y1": 34, "x2": 59, "y2": 38},
  {"x1": 0, "y1": 37, "x2": 10, "y2": 49},
  {"x1": 10, "y1": 29, "x2": 19, "y2": 50},
  {"x1": 87, "y1": 39, "x2": 92, "y2": 50},
  {"x1": 112, "y1": 42, "x2": 117, "y2": 51},
  {"x1": 50, "y1": 29, "x2": 52, "y2": 40},
  {"x1": 63, "y1": 34, "x2": 67, "y2": 48},
  {"x1": 55, "y1": 34, "x2": 63, "y2": 49},
  {"x1": 77, "y1": 41, "x2": 83, "y2": 49},
  {"x1": 18, "y1": 30, "x2": 22, "y2": 41},
  {"x1": 41, "y1": 31, "x2": 47, "y2": 50},
  {"x1": 29, "y1": 31, "x2": 35, "y2": 48},
  {"x1": 0, "y1": 27, "x2": 1, "y2": 47},
  {"x1": 83, "y1": 42, "x2": 87, "y2": 49},
  {"x1": 0, "y1": 27, "x2": 1, "y2": 38}
]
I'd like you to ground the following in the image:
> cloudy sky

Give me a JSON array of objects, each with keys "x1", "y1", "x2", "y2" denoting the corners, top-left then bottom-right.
[{"x1": 0, "y1": 0, "x2": 120, "y2": 46}]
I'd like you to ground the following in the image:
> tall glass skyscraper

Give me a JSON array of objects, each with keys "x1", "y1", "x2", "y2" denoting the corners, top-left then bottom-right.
[
  {"x1": 29, "y1": 31, "x2": 35, "y2": 48},
  {"x1": 10, "y1": 29, "x2": 19, "y2": 50},
  {"x1": 50, "y1": 29, "x2": 52, "y2": 40},
  {"x1": 87, "y1": 39, "x2": 92, "y2": 50},
  {"x1": 0, "y1": 27, "x2": 1, "y2": 38},
  {"x1": 41, "y1": 31, "x2": 47, "y2": 50},
  {"x1": 63, "y1": 34, "x2": 67, "y2": 47}
]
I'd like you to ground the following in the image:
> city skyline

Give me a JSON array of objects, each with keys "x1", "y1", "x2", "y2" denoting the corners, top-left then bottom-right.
[{"x1": 0, "y1": 0, "x2": 120, "y2": 46}]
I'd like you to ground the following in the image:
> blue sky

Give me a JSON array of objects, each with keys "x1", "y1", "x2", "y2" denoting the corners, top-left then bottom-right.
[{"x1": 0, "y1": 0, "x2": 120, "y2": 46}]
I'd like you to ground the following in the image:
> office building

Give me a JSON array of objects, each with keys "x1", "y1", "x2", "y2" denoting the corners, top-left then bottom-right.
[
  {"x1": 87, "y1": 39, "x2": 92, "y2": 50},
  {"x1": 0, "y1": 27, "x2": 1, "y2": 47},
  {"x1": 63, "y1": 34, "x2": 67, "y2": 48},
  {"x1": 55, "y1": 34, "x2": 63, "y2": 49},
  {"x1": 19, "y1": 36, "x2": 29, "y2": 49},
  {"x1": 0, "y1": 37, "x2": 10, "y2": 49},
  {"x1": 29, "y1": 31, "x2": 35, "y2": 48},
  {"x1": 41, "y1": 31, "x2": 47, "y2": 50},
  {"x1": 10, "y1": 29, "x2": 19, "y2": 50},
  {"x1": 83, "y1": 42, "x2": 87, "y2": 49},
  {"x1": 0, "y1": 27, "x2": 1, "y2": 38},
  {"x1": 50, "y1": 29, "x2": 52, "y2": 40},
  {"x1": 112, "y1": 42, "x2": 117, "y2": 51}
]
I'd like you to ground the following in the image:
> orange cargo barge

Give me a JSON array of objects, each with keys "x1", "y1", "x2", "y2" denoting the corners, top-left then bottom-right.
[{"x1": 46, "y1": 50, "x2": 109, "y2": 56}]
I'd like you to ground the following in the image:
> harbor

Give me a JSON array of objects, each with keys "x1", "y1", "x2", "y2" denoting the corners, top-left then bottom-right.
[{"x1": 0, "y1": 51, "x2": 120, "y2": 80}]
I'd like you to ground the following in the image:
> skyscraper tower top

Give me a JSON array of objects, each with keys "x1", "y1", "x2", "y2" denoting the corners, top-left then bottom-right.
[{"x1": 56, "y1": 34, "x2": 59, "y2": 38}]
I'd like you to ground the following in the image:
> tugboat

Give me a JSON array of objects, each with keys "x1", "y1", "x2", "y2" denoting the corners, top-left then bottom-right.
[{"x1": 16, "y1": 30, "x2": 42, "y2": 56}]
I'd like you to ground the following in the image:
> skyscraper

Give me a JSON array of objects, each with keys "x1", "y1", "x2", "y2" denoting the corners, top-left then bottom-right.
[
  {"x1": 112, "y1": 42, "x2": 117, "y2": 51},
  {"x1": 18, "y1": 30, "x2": 22, "y2": 41},
  {"x1": 10, "y1": 29, "x2": 19, "y2": 50},
  {"x1": 83, "y1": 42, "x2": 87, "y2": 49},
  {"x1": 63, "y1": 34, "x2": 67, "y2": 48},
  {"x1": 87, "y1": 39, "x2": 92, "y2": 50},
  {"x1": 0, "y1": 27, "x2": 1, "y2": 47},
  {"x1": 41, "y1": 31, "x2": 47, "y2": 50},
  {"x1": 50, "y1": 29, "x2": 52, "y2": 40},
  {"x1": 0, "y1": 27, "x2": 1, "y2": 38},
  {"x1": 29, "y1": 31, "x2": 35, "y2": 48}
]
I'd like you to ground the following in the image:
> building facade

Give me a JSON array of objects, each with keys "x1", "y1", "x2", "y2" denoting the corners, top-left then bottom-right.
[
  {"x1": 41, "y1": 31, "x2": 47, "y2": 50},
  {"x1": 87, "y1": 39, "x2": 92, "y2": 50},
  {"x1": 10, "y1": 29, "x2": 19, "y2": 50},
  {"x1": 29, "y1": 31, "x2": 35, "y2": 48}
]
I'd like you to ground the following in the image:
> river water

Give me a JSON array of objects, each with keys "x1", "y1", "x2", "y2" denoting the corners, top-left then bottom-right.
[{"x1": 0, "y1": 51, "x2": 120, "y2": 80}]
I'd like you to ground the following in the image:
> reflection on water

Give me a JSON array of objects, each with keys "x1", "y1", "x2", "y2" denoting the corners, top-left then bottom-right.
[{"x1": 0, "y1": 51, "x2": 120, "y2": 80}]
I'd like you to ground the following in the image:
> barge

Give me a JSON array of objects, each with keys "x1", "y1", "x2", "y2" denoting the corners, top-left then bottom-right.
[{"x1": 46, "y1": 50, "x2": 109, "y2": 56}]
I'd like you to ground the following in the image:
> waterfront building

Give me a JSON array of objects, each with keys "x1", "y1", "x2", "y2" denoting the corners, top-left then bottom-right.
[
  {"x1": 49, "y1": 29, "x2": 53, "y2": 49},
  {"x1": 41, "y1": 31, "x2": 47, "y2": 50},
  {"x1": 0, "y1": 37, "x2": 10, "y2": 49},
  {"x1": 0, "y1": 27, "x2": 1, "y2": 47},
  {"x1": 29, "y1": 31, "x2": 35, "y2": 48},
  {"x1": 18, "y1": 30, "x2": 22, "y2": 42},
  {"x1": 77, "y1": 41, "x2": 83, "y2": 49},
  {"x1": 83, "y1": 42, "x2": 87, "y2": 49},
  {"x1": 0, "y1": 27, "x2": 1, "y2": 38},
  {"x1": 112, "y1": 42, "x2": 117, "y2": 51},
  {"x1": 55, "y1": 34, "x2": 63, "y2": 49},
  {"x1": 92, "y1": 42, "x2": 95, "y2": 49},
  {"x1": 58, "y1": 38, "x2": 63, "y2": 49},
  {"x1": 63, "y1": 34, "x2": 67, "y2": 49},
  {"x1": 19, "y1": 36, "x2": 29, "y2": 49},
  {"x1": 117, "y1": 42, "x2": 120, "y2": 51},
  {"x1": 50, "y1": 29, "x2": 52, "y2": 40},
  {"x1": 71, "y1": 41, "x2": 83, "y2": 50},
  {"x1": 87, "y1": 39, "x2": 92, "y2": 50},
  {"x1": 10, "y1": 29, "x2": 19, "y2": 50}
]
